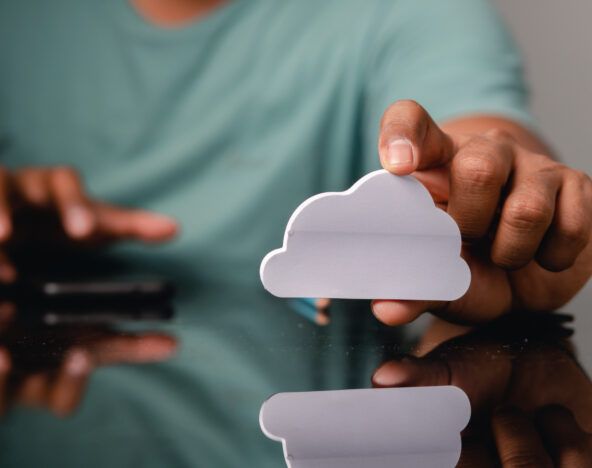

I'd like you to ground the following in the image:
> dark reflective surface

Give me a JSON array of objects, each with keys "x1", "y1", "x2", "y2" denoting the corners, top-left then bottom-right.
[{"x1": 0, "y1": 254, "x2": 590, "y2": 467}]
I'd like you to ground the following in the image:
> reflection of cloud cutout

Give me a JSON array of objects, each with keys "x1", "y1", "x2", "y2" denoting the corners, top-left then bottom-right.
[
  {"x1": 260, "y1": 386, "x2": 471, "y2": 468},
  {"x1": 260, "y1": 170, "x2": 470, "y2": 300}
]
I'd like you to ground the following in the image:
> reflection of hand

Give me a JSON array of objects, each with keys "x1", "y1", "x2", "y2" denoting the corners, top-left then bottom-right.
[
  {"x1": 372, "y1": 315, "x2": 592, "y2": 466},
  {"x1": 0, "y1": 303, "x2": 176, "y2": 417},
  {"x1": 372, "y1": 101, "x2": 592, "y2": 326},
  {"x1": 463, "y1": 405, "x2": 592, "y2": 468},
  {"x1": 0, "y1": 166, "x2": 178, "y2": 282}
]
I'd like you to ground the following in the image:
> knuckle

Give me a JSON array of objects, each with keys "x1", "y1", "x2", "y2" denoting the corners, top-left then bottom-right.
[
  {"x1": 559, "y1": 219, "x2": 591, "y2": 248},
  {"x1": 583, "y1": 178, "x2": 592, "y2": 202},
  {"x1": 53, "y1": 165, "x2": 79, "y2": 180},
  {"x1": 499, "y1": 452, "x2": 549, "y2": 468},
  {"x1": 16, "y1": 167, "x2": 42, "y2": 183},
  {"x1": 454, "y1": 152, "x2": 505, "y2": 188},
  {"x1": 574, "y1": 170, "x2": 592, "y2": 187},
  {"x1": 64, "y1": 347, "x2": 93, "y2": 374},
  {"x1": 537, "y1": 160, "x2": 564, "y2": 177},
  {"x1": 536, "y1": 254, "x2": 575, "y2": 273},
  {"x1": 493, "y1": 248, "x2": 529, "y2": 270},
  {"x1": 504, "y1": 196, "x2": 553, "y2": 231},
  {"x1": 484, "y1": 127, "x2": 514, "y2": 142}
]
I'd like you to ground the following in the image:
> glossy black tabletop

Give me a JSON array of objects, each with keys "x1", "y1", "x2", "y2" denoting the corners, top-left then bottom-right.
[{"x1": 0, "y1": 253, "x2": 590, "y2": 468}]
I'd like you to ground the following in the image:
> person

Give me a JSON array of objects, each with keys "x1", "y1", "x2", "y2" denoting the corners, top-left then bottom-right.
[{"x1": 0, "y1": 0, "x2": 590, "y2": 329}]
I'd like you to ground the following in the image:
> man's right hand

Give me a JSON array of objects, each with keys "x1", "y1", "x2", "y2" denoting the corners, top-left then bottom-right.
[{"x1": 0, "y1": 166, "x2": 178, "y2": 282}]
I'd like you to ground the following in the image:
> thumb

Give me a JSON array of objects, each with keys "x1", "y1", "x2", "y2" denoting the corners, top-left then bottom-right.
[{"x1": 378, "y1": 100, "x2": 457, "y2": 175}]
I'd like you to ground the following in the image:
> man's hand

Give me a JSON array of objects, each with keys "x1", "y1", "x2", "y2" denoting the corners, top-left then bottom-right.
[
  {"x1": 0, "y1": 166, "x2": 178, "y2": 282},
  {"x1": 372, "y1": 314, "x2": 592, "y2": 466},
  {"x1": 372, "y1": 100, "x2": 592, "y2": 325}
]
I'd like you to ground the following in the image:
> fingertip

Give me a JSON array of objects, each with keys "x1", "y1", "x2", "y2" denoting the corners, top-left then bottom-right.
[
  {"x1": 0, "y1": 218, "x2": 12, "y2": 243},
  {"x1": 48, "y1": 348, "x2": 93, "y2": 418},
  {"x1": 536, "y1": 256, "x2": 574, "y2": 273},
  {"x1": 134, "y1": 334, "x2": 178, "y2": 361},
  {"x1": 0, "y1": 347, "x2": 11, "y2": 374},
  {"x1": 535, "y1": 241, "x2": 582, "y2": 273},
  {"x1": 64, "y1": 348, "x2": 93, "y2": 377},
  {"x1": 64, "y1": 206, "x2": 96, "y2": 240},
  {"x1": 157, "y1": 334, "x2": 178, "y2": 352},
  {"x1": 135, "y1": 212, "x2": 179, "y2": 242},
  {"x1": 0, "y1": 302, "x2": 16, "y2": 325},
  {"x1": 0, "y1": 263, "x2": 17, "y2": 284},
  {"x1": 490, "y1": 253, "x2": 531, "y2": 272},
  {"x1": 372, "y1": 360, "x2": 416, "y2": 387},
  {"x1": 371, "y1": 300, "x2": 425, "y2": 326}
]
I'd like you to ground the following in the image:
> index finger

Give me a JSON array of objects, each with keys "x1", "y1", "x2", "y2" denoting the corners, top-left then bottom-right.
[
  {"x1": 87, "y1": 333, "x2": 177, "y2": 366},
  {"x1": 94, "y1": 204, "x2": 178, "y2": 243},
  {"x1": 48, "y1": 167, "x2": 96, "y2": 239},
  {"x1": 378, "y1": 100, "x2": 457, "y2": 175},
  {"x1": 492, "y1": 406, "x2": 553, "y2": 468}
]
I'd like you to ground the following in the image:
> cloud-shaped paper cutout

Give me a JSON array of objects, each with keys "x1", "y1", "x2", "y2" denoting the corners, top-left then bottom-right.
[
  {"x1": 260, "y1": 170, "x2": 470, "y2": 300},
  {"x1": 260, "y1": 386, "x2": 471, "y2": 468}
]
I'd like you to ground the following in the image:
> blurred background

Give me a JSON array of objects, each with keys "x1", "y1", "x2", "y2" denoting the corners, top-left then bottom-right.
[{"x1": 496, "y1": 0, "x2": 592, "y2": 367}]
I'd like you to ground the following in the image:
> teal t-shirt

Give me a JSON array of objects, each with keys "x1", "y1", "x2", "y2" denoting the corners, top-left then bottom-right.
[
  {"x1": 0, "y1": 0, "x2": 532, "y2": 287},
  {"x1": 0, "y1": 1, "x2": 533, "y2": 467}
]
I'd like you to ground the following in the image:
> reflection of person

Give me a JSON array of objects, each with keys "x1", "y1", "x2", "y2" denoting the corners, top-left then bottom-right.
[
  {"x1": 373, "y1": 314, "x2": 592, "y2": 466},
  {"x1": 0, "y1": 302, "x2": 176, "y2": 417},
  {"x1": 0, "y1": 0, "x2": 590, "y2": 327}
]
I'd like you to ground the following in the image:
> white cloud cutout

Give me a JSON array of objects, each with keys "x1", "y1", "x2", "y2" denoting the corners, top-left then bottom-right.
[
  {"x1": 260, "y1": 170, "x2": 470, "y2": 300},
  {"x1": 260, "y1": 386, "x2": 471, "y2": 468}
]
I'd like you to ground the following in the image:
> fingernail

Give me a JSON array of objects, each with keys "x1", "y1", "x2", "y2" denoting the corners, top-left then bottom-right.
[
  {"x1": 315, "y1": 298, "x2": 331, "y2": 310},
  {"x1": 136, "y1": 338, "x2": 178, "y2": 361},
  {"x1": 66, "y1": 207, "x2": 94, "y2": 238},
  {"x1": 142, "y1": 212, "x2": 178, "y2": 232},
  {"x1": 0, "y1": 220, "x2": 11, "y2": 241},
  {"x1": 316, "y1": 310, "x2": 331, "y2": 326},
  {"x1": 373, "y1": 361, "x2": 414, "y2": 387},
  {"x1": 387, "y1": 139, "x2": 414, "y2": 168},
  {"x1": 150, "y1": 213, "x2": 177, "y2": 227},
  {"x1": 0, "y1": 264, "x2": 16, "y2": 283},
  {"x1": 65, "y1": 350, "x2": 92, "y2": 376},
  {"x1": 0, "y1": 349, "x2": 11, "y2": 373}
]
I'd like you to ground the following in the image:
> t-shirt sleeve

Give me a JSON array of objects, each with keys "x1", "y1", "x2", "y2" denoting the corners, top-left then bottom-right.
[{"x1": 360, "y1": 0, "x2": 535, "y2": 172}]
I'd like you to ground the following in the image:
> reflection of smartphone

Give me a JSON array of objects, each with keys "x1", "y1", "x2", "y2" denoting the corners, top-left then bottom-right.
[
  {"x1": 8, "y1": 279, "x2": 176, "y2": 326},
  {"x1": 0, "y1": 279, "x2": 175, "y2": 305},
  {"x1": 39, "y1": 279, "x2": 175, "y2": 302},
  {"x1": 40, "y1": 302, "x2": 175, "y2": 325}
]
